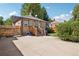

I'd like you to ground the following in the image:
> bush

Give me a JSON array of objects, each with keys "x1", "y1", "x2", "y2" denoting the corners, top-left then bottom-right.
[
  {"x1": 57, "y1": 21, "x2": 72, "y2": 41},
  {"x1": 71, "y1": 21, "x2": 79, "y2": 41},
  {"x1": 57, "y1": 20, "x2": 79, "y2": 42},
  {"x1": 47, "y1": 27, "x2": 53, "y2": 33}
]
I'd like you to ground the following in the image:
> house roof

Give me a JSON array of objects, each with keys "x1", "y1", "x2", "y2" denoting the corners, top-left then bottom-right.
[{"x1": 12, "y1": 15, "x2": 47, "y2": 23}]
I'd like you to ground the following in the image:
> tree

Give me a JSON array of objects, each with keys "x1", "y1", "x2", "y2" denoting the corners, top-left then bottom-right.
[
  {"x1": 21, "y1": 3, "x2": 49, "y2": 21},
  {"x1": 21, "y1": 3, "x2": 30, "y2": 16},
  {"x1": 0, "y1": 16, "x2": 4, "y2": 25},
  {"x1": 41, "y1": 7, "x2": 49, "y2": 21},
  {"x1": 21, "y1": 3, "x2": 41, "y2": 16},
  {"x1": 5, "y1": 17, "x2": 12, "y2": 26},
  {"x1": 47, "y1": 18, "x2": 54, "y2": 22},
  {"x1": 72, "y1": 4, "x2": 79, "y2": 20}
]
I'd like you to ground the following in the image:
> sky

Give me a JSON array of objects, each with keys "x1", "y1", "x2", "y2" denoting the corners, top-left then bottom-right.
[{"x1": 0, "y1": 3, "x2": 76, "y2": 22}]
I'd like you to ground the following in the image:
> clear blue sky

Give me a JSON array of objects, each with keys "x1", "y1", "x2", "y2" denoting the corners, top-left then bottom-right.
[{"x1": 0, "y1": 3, "x2": 76, "y2": 22}]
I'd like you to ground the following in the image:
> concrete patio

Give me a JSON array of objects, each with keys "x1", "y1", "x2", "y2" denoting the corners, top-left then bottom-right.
[{"x1": 13, "y1": 36, "x2": 79, "y2": 56}]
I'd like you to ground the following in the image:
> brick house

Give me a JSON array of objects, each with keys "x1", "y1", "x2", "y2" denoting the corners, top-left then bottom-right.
[{"x1": 12, "y1": 15, "x2": 48, "y2": 36}]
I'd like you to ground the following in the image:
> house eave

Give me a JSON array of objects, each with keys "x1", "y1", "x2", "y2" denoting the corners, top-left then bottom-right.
[{"x1": 12, "y1": 15, "x2": 47, "y2": 23}]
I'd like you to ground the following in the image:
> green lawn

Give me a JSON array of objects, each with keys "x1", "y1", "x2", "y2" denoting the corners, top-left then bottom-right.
[{"x1": 48, "y1": 33, "x2": 58, "y2": 37}]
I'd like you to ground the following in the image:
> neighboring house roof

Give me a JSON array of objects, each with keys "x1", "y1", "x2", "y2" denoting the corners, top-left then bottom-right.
[
  {"x1": 12, "y1": 15, "x2": 47, "y2": 23},
  {"x1": 51, "y1": 21, "x2": 59, "y2": 24},
  {"x1": 49, "y1": 21, "x2": 59, "y2": 27}
]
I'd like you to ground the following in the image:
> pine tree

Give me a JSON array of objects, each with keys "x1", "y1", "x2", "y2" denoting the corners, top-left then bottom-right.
[{"x1": 41, "y1": 7, "x2": 49, "y2": 21}]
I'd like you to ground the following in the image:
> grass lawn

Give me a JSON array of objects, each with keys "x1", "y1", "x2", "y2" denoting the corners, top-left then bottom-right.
[{"x1": 48, "y1": 33, "x2": 58, "y2": 37}]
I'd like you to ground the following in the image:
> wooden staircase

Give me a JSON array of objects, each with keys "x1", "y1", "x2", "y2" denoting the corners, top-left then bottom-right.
[{"x1": 29, "y1": 26, "x2": 43, "y2": 36}]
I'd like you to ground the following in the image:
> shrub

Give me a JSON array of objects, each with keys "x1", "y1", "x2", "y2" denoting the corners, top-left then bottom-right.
[
  {"x1": 57, "y1": 20, "x2": 79, "y2": 42},
  {"x1": 71, "y1": 21, "x2": 79, "y2": 41},
  {"x1": 57, "y1": 21, "x2": 72, "y2": 41},
  {"x1": 47, "y1": 27, "x2": 53, "y2": 33}
]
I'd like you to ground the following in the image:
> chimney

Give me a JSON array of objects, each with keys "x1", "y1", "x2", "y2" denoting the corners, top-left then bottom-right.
[{"x1": 29, "y1": 10, "x2": 32, "y2": 16}]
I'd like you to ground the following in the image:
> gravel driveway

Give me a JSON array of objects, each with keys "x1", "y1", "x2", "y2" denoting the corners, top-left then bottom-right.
[{"x1": 13, "y1": 36, "x2": 79, "y2": 56}]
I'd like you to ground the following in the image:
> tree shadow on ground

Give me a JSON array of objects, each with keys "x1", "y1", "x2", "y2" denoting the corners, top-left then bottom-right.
[{"x1": 0, "y1": 36, "x2": 23, "y2": 56}]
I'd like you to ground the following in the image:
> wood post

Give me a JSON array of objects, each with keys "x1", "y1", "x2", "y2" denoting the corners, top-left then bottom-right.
[{"x1": 21, "y1": 18, "x2": 23, "y2": 35}]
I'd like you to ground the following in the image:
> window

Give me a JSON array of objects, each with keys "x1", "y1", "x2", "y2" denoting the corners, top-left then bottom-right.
[
  {"x1": 35, "y1": 20, "x2": 38, "y2": 27},
  {"x1": 23, "y1": 21, "x2": 28, "y2": 26}
]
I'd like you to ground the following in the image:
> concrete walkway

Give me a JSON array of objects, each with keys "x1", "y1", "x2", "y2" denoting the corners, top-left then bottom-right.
[{"x1": 13, "y1": 36, "x2": 79, "y2": 56}]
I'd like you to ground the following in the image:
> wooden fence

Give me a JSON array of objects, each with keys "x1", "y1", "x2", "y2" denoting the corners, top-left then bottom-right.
[
  {"x1": 0, "y1": 26, "x2": 37, "y2": 36},
  {"x1": 0, "y1": 25, "x2": 44, "y2": 36},
  {"x1": 0, "y1": 26, "x2": 20, "y2": 37}
]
